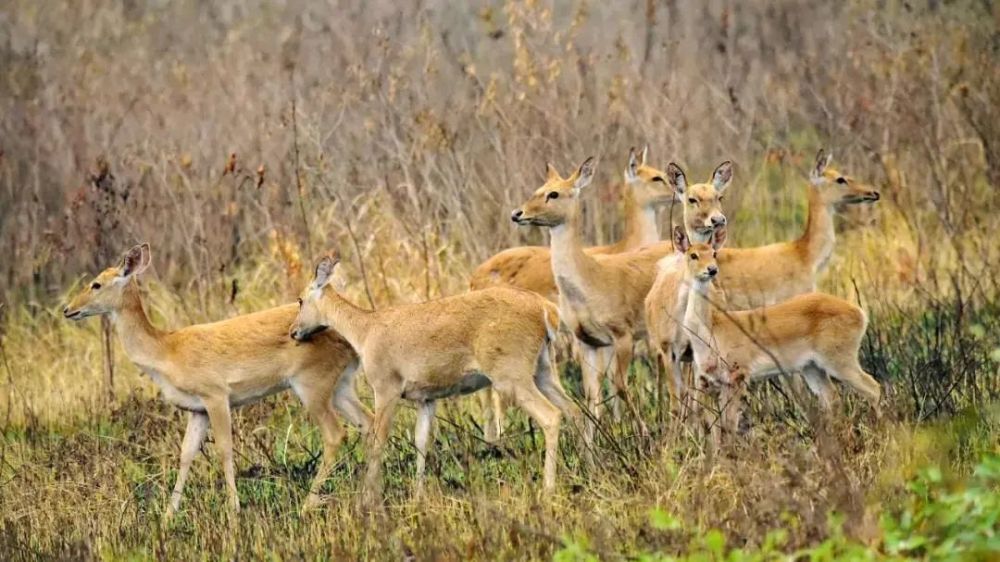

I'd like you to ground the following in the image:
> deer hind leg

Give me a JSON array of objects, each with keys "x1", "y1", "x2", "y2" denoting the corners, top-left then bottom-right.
[
  {"x1": 824, "y1": 357, "x2": 882, "y2": 416},
  {"x1": 165, "y1": 411, "x2": 209, "y2": 520},
  {"x1": 332, "y1": 359, "x2": 373, "y2": 431},
  {"x1": 414, "y1": 400, "x2": 436, "y2": 493},
  {"x1": 480, "y1": 389, "x2": 504, "y2": 444},
  {"x1": 292, "y1": 374, "x2": 348, "y2": 513},
  {"x1": 362, "y1": 373, "x2": 402, "y2": 505},
  {"x1": 802, "y1": 363, "x2": 838, "y2": 412},
  {"x1": 534, "y1": 342, "x2": 580, "y2": 434},
  {"x1": 495, "y1": 366, "x2": 562, "y2": 493},
  {"x1": 203, "y1": 397, "x2": 240, "y2": 514}
]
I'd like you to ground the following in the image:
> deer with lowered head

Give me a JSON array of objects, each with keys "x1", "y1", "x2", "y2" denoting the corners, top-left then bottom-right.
[
  {"x1": 510, "y1": 156, "x2": 734, "y2": 448},
  {"x1": 644, "y1": 149, "x2": 881, "y2": 416},
  {"x1": 62, "y1": 244, "x2": 371, "y2": 518},
  {"x1": 290, "y1": 252, "x2": 577, "y2": 500},
  {"x1": 680, "y1": 228, "x2": 881, "y2": 435}
]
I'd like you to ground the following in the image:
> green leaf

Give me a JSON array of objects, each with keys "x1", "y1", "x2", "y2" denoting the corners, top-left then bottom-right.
[{"x1": 649, "y1": 508, "x2": 682, "y2": 531}]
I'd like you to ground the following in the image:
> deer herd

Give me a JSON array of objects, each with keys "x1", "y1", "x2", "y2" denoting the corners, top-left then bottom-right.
[{"x1": 62, "y1": 147, "x2": 882, "y2": 517}]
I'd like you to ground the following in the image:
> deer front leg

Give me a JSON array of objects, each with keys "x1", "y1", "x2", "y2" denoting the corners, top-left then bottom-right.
[
  {"x1": 613, "y1": 334, "x2": 648, "y2": 438},
  {"x1": 165, "y1": 411, "x2": 209, "y2": 520}
]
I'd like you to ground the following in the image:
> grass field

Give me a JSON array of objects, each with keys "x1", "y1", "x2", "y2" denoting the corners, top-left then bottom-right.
[{"x1": 1, "y1": 0, "x2": 999, "y2": 560}]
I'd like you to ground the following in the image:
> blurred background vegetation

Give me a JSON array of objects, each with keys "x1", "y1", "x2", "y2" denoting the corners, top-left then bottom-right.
[{"x1": 0, "y1": 0, "x2": 997, "y2": 559}]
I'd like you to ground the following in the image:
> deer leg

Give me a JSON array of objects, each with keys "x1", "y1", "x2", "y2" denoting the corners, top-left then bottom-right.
[
  {"x1": 203, "y1": 397, "x2": 239, "y2": 514},
  {"x1": 292, "y1": 375, "x2": 348, "y2": 513},
  {"x1": 414, "y1": 400, "x2": 436, "y2": 492},
  {"x1": 165, "y1": 411, "x2": 209, "y2": 520}
]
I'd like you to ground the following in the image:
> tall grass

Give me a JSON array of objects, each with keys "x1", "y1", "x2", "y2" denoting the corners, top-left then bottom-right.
[{"x1": 1, "y1": 0, "x2": 998, "y2": 559}]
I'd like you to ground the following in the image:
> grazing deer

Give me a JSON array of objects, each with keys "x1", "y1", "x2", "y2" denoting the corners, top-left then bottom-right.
[
  {"x1": 681, "y1": 230, "x2": 881, "y2": 435},
  {"x1": 470, "y1": 146, "x2": 676, "y2": 301},
  {"x1": 645, "y1": 149, "x2": 880, "y2": 415},
  {"x1": 62, "y1": 244, "x2": 370, "y2": 518},
  {"x1": 510, "y1": 157, "x2": 733, "y2": 447},
  {"x1": 290, "y1": 253, "x2": 576, "y2": 500}
]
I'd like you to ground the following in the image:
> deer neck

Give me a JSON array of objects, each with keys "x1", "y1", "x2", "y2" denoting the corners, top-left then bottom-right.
[
  {"x1": 619, "y1": 185, "x2": 659, "y2": 250},
  {"x1": 548, "y1": 209, "x2": 599, "y2": 291},
  {"x1": 798, "y1": 184, "x2": 836, "y2": 271},
  {"x1": 319, "y1": 289, "x2": 375, "y2": 351},
  {"x1": 111, "y1": 280, "x2": 168, "y2": 371}
]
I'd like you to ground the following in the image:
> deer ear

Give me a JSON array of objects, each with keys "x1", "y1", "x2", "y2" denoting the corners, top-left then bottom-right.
[
  {"x1": 312, "y1": 251, "x2": 341, "y2": 289},
  {"x1": 673, "y1": 226, "x2": 690, "y2": 253},
  {"x1": 712, "y1": 161, "x2": 733, "y2": 193},
  {"x1": 119, "y1": 244, "x2": 151, "y2": 278},
  {"x1": 711, "y1": 227, "x2": 728, "y2": 250},
  {"x1": 667, "y1": 162, "x2": 687, "y2": 196},
  {"x1": 810, "y1": 149, "x2": 832, "y2": 184},
  {"x1": 571, "y1": 157, "x2": 596, "y2": 191},
  {"x1": 545, "y1": 162, "x2": 561, "y2": 182},
  {"x1": 625, "y1": 147, "x2": 640, "y2": 182}
]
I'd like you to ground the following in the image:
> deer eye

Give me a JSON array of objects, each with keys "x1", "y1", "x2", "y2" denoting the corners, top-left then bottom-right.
[
  {"x1": 652, "y1": 176, "x2": 665, "y2": 183},
  {"x1": 836, "y1": 177, "x2": 847, "y2": 185},
  {"x1": 718, "y1": 195, "x2": 724, "y2": 202},
  {"x1": 91, "y1": 282, "x2": 102, "y2": 290},
  {"x1": 689, "y1": 253, "x2": 699, "y2": 260},
  {"x1": 296, "y1": 298, "x2": 303, "y2": 307},
  {"x1": 713, "y1": 251, "x2": 718, "y2": 258},
  {"x1": 546, "y1": 191, "x2": 560, "y2": 201},
  {"x1": 687, "y1": 197, "x2": 697, "y2": 204}
]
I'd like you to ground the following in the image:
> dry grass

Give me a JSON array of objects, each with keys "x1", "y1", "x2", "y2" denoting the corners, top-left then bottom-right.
[{"x1": 1, "y1": 0, "x2": 998, "y2": 559}]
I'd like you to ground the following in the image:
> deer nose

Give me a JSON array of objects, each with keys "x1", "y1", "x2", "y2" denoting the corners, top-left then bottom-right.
[
  {"x1": 511, "y1": 209, "x2": 524, "y2": 222},
  {"x1": 711, "y1": 215, "x2": 727, "y2": 227},
  {"x1": 707, "y1": 265, "x2": 719, "y2": 277},
  {"x1": 869, "y1": 191, "x2": 880, "y2": 201}
]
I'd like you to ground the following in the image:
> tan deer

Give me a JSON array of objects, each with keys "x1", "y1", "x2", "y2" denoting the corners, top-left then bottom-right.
[
  {"x1": 470, "y1": 146, "x2": 676, "y2": 301},
  {"x1": 680, "y1": 230, "x2": 881, "y2": 435},
  {"x1": 711, "y1": 149, "x2": 881, "y2": 309},
  {"x1": 62, "y1": 244, "x2": 371, "y2": 518},
  {"x1": 645, "y1": 149, "x2": 880, "y2": 415},
  {"x1": 290, "y1": 252, "x2": 576, "y2": 500},
  {"x1": 511, "y1": 156, "x2": 733, "y2": 447}
]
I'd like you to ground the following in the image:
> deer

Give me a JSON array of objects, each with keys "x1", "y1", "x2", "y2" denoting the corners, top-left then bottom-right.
[
  {"x1": 510, "y1": 156, "x2": 734, "y2": 450},
  {"x1": 644, "y1": 149, "x2": 881, "y2": 417},
  {"x1": 679, "y1": 228, "x2": 881, "y2": 438},
  {"x1": 471, "y1": 146, "x2": 728, "y2": 300},
  {"x1": 290, "y1": 252, "x2": 577, "y2": 501},
  {"x1": 473, "y1": 147, "x2": 685, "y2": 442},
  {"x1": 62, "y1": 244, "x2": 371, "y2": 518}
]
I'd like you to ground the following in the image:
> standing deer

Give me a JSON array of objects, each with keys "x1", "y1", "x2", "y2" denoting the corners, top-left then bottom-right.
[
  {"x1": 470, "y1": 146, "x2": 677, "y2": 301},
  {"x1": 680, "y1": 229, "x2": 881, "y2": 436},
  {"x1": 62, "y1": 244, "x2": 370, "y2": 518},
  {"x1": 645, "y1": 149, "x2": 880, "y2": 415},
  {"x1": 290, "y1": 252, "x2": 576, "y2": 501},
  {"x1": 510, "y1": 157, "x2": 733, "y2": 449},
  {"x1": 474, "y1": 147, "x2": 683, "y2": 442}
]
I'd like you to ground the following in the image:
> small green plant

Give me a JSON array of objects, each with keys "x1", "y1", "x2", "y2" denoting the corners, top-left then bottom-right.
[{"x1": 882, "y1": 454, "x2": 1000, "y2": 561}]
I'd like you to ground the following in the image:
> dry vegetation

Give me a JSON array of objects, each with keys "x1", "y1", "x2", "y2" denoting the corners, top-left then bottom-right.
[{"x1": 1, "y1": 0, "x2": 998, "y2": 560}]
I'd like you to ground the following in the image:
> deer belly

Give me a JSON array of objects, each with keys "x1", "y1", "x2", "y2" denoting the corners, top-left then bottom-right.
[
  {"x1": 402, "y1": 373, "x2": 492, "y2": 402},
  {"x1": 230, "y1": 380, "x2": 291, "y2": 407},
  {"x1": 147, "y1": 372, "x2": 205, "y2": 412}
]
